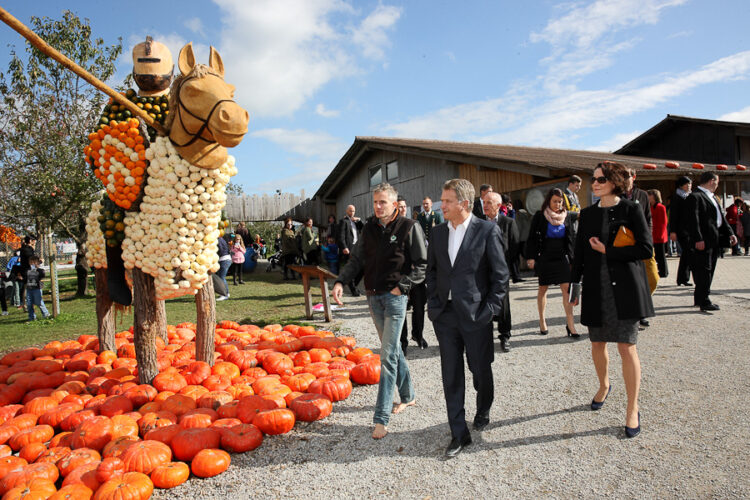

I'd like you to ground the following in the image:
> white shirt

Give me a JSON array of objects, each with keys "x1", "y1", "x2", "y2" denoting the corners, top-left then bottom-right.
[
  {"x1": 697, "y1": 186, "x2": 722, "y2": 228},
  {"x1": 447, "y1": 213, "x2": 473, "y2": 299},
  {"x1": 348, "y1": 217, "x2": 358, "y2": 244}
]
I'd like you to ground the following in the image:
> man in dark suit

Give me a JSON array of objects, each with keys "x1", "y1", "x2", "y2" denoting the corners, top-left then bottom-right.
[
  {"x1": 669, "y1": 176, "x2": 693, "y2": 286},
  {"x1": 337, "y1": 204, "x2": 364, "y2": 296},
  {"x1": 686, "y1": 172, "x2": 737, "y2": 311},
  {"x1": 416, "y1": 196, "x2": 444, "y2": 242},
  {"x1": 471, "y1": 184, "x2": 493, "y2": 218},
  {"x1": 483, "y1": 192, "x2": 517, "y2": 352},
  {"x1": 426, "y1": 178, "x2": 508, "y2": 457}
]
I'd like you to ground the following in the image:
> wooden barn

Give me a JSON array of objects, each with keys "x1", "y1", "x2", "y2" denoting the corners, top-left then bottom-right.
[{"x1": 282, "y1": 115, "x2": 750, "y2": 230}]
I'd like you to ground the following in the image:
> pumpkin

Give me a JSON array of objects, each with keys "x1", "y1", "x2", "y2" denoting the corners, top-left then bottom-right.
[
  {"x1": 49, "y1": 483, "x2": 93, "y2": 499},
  {"x1": 151, "y1": 372, "x2": 187, "y2": 393},
  {"x1": 180, "y1": 361, "x2": 211, "y2": 386},
  {"x1": 36, "y1": 447, "x2": 71, "y2": 465},
  {"x1": 39, "y1": 403, "x2": 84, "y2": 429},
  {"x1": 160, "y1": 395, "x2": 196, "y2": 417},
  {"x1": 120, "y1": 440, "x2": 172, "y2": 475},
  {"x1": 122, "y1": 385, "x2": 157, "y2": 407},
  {"x1": 346, "y1": 347, "x2": 373, "y2": 364},
  {"x1": 211, "y1": 418, "x2": 242, "y2": 430},
  {"x1": 642, "y1": 163, "x2": 657, "y2": 170},
  {"x1": 57, "y1": 448, "x2": 102, "y2": 477},
  {"x1": 22, "y1": 396, "x2": 59, "y2": 416},
  {"x1": 143, "y1": 425, "x2": 181, "y2": 447},
  {"x1": 261, "y1": 353, "x2": 293, "y2": 375},
  {"x1": 0, "y1": 456, "x2": 27, "y2": 480},
  {"x1": 137, "y1": 411, "x2": 177, "y2": 436},
  {"x1": 225, "y1": 351, "x2": 257, "y2": 371},
  {"x1": 95, "y1": 457, "x2": 125, "y2": 483},
  {"x1": 236, "y1": 395, "x2": 276, "y2": 424},
  {"x1": 290, "y1": 393, "x2": 333, "y2": 422},
  {"x1": 60, "y1": 410, "x2": 97, "y2": 432},
  {"x1": 150, "y1": 461, "x2": 189, "y2": 489},
  {"x1": 93, "y1": 472, "x2": 153, "y2": 500},
  {"x1": 70, "y1": 416, "x2": 114, "y2": 451},
  {"x1": 252, "y1": 409, "x2": 295, "y2": 435},
  {"x1": 102, "y1": 437, "x2": 140, "y2": 460},
  {"x1": 281, "y1": 373, "x2": 316, "y2": 392},
  {"x1": 665, "y1": 161, "x2": 680, "y2": 169},
  {"x1": 0, "y1": 462, "x2": 59, "y2": 495},
  {"x1": 170, "y1": 428, "x2": 221, "y2": 461},
  {"x1": 111, "y1": 415, "x2": 139, "y2": 440},
  {"x1": 8, "y1": 425, "x2": 55, "y2": 451},
  {"x1": 2, "y1": 477, "x2": 57, "y2": 500},
  {"x1": 197, "y1": 391, "x2": 233, "y2": 411},
  {"x1": 307, "y1": 376, "x2": 352, "y2": 402},
  {"x1": 60, "y1": 462, "x2": 100, "y2": 491},
  {"x1": 692, "y1": 162, "x2": 705, "y2": 170},
  {"x1": 219, "y1": 424, "x2": 263, "y2": 453},
  {"x1": 190, "y1": 449, "x2": 230, "y2": 478},
  {"x1": 18, "y1": 443, "x2": 46, "y2": 464},
  {"x1": 350, "y1": 361, "x2": 381, "y2": 385},
  {"x1": 716, "y1": 164, "x2": 728, "y2": 171},
  {"x1": 737, "y1": 164, "x2": 747, "y2": 170}
]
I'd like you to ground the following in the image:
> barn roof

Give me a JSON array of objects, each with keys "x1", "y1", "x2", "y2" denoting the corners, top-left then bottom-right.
[{"x1": 315, "y1": 136, "x2": 750, "y2": 200}]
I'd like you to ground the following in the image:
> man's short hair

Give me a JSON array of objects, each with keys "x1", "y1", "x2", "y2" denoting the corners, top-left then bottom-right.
[
  {"x1": 373, "y1": 182, "x2": 398, "y2": 201},
  {"x1": 479, "y1": 184, "x2": 492, "y2": 195},
  {"x1": 443, "y1": 179, "x2": 475, "y2": 204},
  {"x1": 676, "y1": 176, "x2": 691, "y2": 189},
  {"x1": 422, "y1": 196, "x2": 431, "y2": 202},
  {"x1": 698, "y1": 171, "x2": 718, "y2": 185},
  {"x1": 397, "y1": 195, "x2": 406, "y2": 203},
  {"x1": 569, "y1": 175, "x2": 582, "y2": 185},
  {"x1": 24, "y1": 236, "x2": 32, "y2": 244}
]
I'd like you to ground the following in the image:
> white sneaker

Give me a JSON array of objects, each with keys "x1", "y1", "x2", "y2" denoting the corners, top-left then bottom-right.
[
  {"x1": 1, "y1": 311, "x2": 7, "y2": 316},
  {"x1": 216, "y1": 295, "x2": 229, "y2": 301}
]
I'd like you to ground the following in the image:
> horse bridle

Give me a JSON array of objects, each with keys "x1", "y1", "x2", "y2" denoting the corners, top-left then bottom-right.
[{"x1": 170, "y1": 73, "x2": 235, "y2": 148}]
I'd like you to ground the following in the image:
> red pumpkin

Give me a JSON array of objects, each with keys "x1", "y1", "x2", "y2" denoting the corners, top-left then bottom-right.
[
  {"x1": 120, "y1": 440, "x2": 172, "y2": 475},
  {"x1": 95, "y1": 457, "x2": 125, "y2": 483},
  {"x1": 70, "y1": 416, "x2": 114, "y2": 451},
  {"x1": 665, "y1": 161, "x2": 680, "y2": 169},
  {"x1": 191, "y1": 449, "x2": 230, "y2": 478},
  {"x1": 261, "y1": 352, "x2": 293, "y2": 375},
  {"x1": 642, "y1": 163, "x2": 657, "y2": 170},
  {"x1": 236, "y1": 395, "x2": 277, "y2": 424},
  {"x1": 2, "y1": 477, "x2": 57, "y2": 500},
  {"x1": 57, "y1": 447, "x2": 101, "y2": 477},
  {"x1": 290, "y1": 393, "x2": 333, "y2": 422},
  {"x1": 94, "y1": 472, "x2": 153, "y2": 500},
  {"x1": 170, "y1": 428, "x2": 221, "y2": 461},
  {"x1": 143, "y1": 425, "x2": 182, "y2": 447},
  {"x1": 252, "y1": 409, "x2": 295, "y2": 435},
  {"x1": 220, "y1": 423, "x2": 263, "y2": 452},
  {"x1": 737, "y1": 164, "x2": 747, "y2": 170},
  {"x1": 307, "y1": 376, "x2": 352, "y2": 402},
  {"x1": 692, "y1": 162, "x2": 705, "y2": 170},
  {"x1": 150, "y1": 461, "x2": 189, "y2": 489},
  {"x1": 716, "y1": 164, "x2": 728, "y2": 171},
  {"x1": 350, "y1": 361, "x2": 381, "y2": 385}
]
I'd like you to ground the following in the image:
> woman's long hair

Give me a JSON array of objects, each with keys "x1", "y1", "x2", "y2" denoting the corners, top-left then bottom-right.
[{"x1": 541, "y1": 187, "x2": 565, "y2": 213}]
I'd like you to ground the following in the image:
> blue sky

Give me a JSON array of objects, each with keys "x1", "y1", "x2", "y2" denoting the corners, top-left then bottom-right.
[{"x1": 1, "y1": 0, "x2": 749, "y2": 196}]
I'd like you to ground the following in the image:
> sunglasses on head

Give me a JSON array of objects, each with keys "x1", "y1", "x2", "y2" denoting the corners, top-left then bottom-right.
[{"x1": 591, "y1": 176, "x2": 608, "y2": 184}]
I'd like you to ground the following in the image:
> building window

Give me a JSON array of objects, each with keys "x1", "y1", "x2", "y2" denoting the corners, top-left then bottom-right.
[
  {"x1": 369, "y1": 165, "x2": 382, "y2": 187},
  {"x1": 386, "y1": 160, "x2": 398, "y2": 181}
]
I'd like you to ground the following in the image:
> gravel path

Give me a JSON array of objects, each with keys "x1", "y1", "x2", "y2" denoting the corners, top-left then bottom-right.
[{"x1": 156, "y1": 257, "x2": 750, "y2": 499}]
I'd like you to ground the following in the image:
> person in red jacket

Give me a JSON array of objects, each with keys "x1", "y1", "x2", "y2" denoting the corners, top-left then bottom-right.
[
  {"x1": 648, "y1": 189, "x2": 669, "y2": 278},
  {"x1": 726, "y1": 198, "x2": 743, "y2": 255}
]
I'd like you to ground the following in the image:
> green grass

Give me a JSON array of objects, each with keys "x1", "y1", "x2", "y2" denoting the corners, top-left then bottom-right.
[{"x1": 0, "y1": 265, "x2": 329, "y2": 354}]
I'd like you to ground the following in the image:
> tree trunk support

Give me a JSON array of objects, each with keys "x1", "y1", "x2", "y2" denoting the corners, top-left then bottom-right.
[
  {"x1": 95, "y1": 268, "x2": 115, "y2": 352},
  {"x1": 195, "y1": 277, "x2": 216, "y2": 366},
  {"x1": 132, "y1": 268, "x2": 164, "y2": 384}
]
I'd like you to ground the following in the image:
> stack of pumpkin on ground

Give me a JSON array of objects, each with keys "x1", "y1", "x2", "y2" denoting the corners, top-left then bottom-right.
[{"x1": 0, "y1": 322, "x2": 381, "y2": 499}]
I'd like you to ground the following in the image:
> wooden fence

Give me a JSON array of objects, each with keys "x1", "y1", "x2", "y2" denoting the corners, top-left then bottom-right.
[{"x1": 225, "y1": 191, "x2": 305, "y2": 222}]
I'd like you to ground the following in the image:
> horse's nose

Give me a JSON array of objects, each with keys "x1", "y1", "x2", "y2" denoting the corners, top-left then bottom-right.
[{"x1": 218, "y1": 107, "x2": 249, "y2": 126}]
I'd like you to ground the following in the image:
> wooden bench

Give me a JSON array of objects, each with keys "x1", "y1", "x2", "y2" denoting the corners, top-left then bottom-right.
[{"x1": 288, "y1": 265, "x2": 337, "y2": 322}]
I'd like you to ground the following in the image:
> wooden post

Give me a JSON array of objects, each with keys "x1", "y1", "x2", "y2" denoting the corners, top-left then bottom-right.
[
  {"x1": 290, "y1": 265, "x2": 337, "y2": 322},
  {"x1": 195, "y1": 278, "x2": 216, "y2": 366},
  {"x1": 132, "y1": 268, "x2": 163, "y2": 384},
  {"x1": 302, "y1": 273, "x2": 312, "y2": 319},
  {"x1": 319, "y1": 275, "x2": 332, "y2": 322},
  {"x1": 94, "y1": 268, "x2": 116, "y2": 352},
  {"x1": 0, "y1": 6, "x2": 165, "y2": 135}
]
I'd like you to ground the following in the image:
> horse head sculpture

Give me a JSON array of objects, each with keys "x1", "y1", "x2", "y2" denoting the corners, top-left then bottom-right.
[{"x1": 168, "y1": 42, "x2": 249, "y2": 169}]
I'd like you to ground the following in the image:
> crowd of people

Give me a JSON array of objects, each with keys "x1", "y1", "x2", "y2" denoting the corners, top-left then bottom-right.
[
  {"x1": 324, "y1": 164, "x2": 740, "y2": 456},
  {"x1": 1, "y1": 235, "x2": 51, "y2": 321}
]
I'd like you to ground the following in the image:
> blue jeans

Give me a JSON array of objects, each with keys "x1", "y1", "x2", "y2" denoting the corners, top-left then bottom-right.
[
  {"x1": 366, "y1": 292, "x2": 415, "y2": 426},
  {"x1": 217, "y1": 259, "x2": 231, "y2": 295},
  {"x1": 26, "y1": 288, "x2": 49, "y2": 320}
]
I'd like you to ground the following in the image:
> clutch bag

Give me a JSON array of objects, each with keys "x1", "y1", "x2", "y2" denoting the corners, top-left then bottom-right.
[{"x1": 613, "y1": 226, "x2": 636, "y2": 247}]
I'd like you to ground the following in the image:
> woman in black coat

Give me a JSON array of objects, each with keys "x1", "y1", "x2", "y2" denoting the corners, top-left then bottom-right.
[
  {"x1": 570, "y1": 162, "x2": 654, "y2": 438},
  {"x1": 524, "y1": 188, "x2": 578, "y2": 337}
]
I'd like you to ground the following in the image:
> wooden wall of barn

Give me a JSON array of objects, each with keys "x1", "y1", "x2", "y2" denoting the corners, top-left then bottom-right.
[
  {"x1": 333, "y1": 149, "x2": 459, "y2": 220},
  {"x1": 622, "y1": 122, "x2": 739, "y2": 165},
  {"x1": 458, "y1": 164, "x2": 535, "y2": 194}
]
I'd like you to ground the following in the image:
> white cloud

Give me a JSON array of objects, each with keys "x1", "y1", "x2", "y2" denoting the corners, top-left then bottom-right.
[
  {"x1": 212, "y1": 0, "x2": 401, "y2": 118},
  {"x1": 718, "y1": 105, "x2": 750, "y2": 123},
  {"x1": 250, "y1": 128, "x2": 347, "y2": 159},
  {"x1": 585, "y1": 131, "x2": 643, "y2": 152},
  {"x1": 351, "y1": 4, "x2": 402, "y2": 60},
  {"x1": 184, "y1": 18, "x2": 206, "y2": 38},
  {"x1": 315, "y1": 103, "x2": 340, "y2": 118}
]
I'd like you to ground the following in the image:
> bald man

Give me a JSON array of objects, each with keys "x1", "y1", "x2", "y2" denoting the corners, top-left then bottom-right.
[{"x1": 337, "y1": 204, "x2": 364, "y2": 296}]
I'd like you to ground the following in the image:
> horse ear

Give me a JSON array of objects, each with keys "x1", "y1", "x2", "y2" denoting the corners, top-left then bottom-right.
[
  {"x1": 178, "y1": 42, "x2": 196, "y2": 76},
  {"x1": 208, "y1": 46, "x2": 225, "y2": 78}
]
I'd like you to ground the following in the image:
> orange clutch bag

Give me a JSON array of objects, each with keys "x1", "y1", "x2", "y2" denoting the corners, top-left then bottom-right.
[{"x1": 613, "y1": 226, "x2": 636, "y2": 247}]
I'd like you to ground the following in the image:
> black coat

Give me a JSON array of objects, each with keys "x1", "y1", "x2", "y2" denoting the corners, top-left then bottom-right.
[
  {"x1": 668, "y1": 192, "x2": 690, "y2": 240},
  {"x1": 685, "y1": 189, "x2": 735, "y2": 249},
  {"x1": 523, "y1": 211, "x2": 575, "y2": 262},
  {"x1": 627, "y1": 186, "x2": 652, "y2": 231},
  {"x1": 490, "y1": 214, "x2": 519, "y2": 257},
  {"x1": 337, "y1": 216, "x2": 363, "y2": 252},
  {"x1": 571, "y1": 199, "x2": 654, "y2": 327},
  {"x1": 472, "y1": 198, "x2": 485, "y2": 219}
]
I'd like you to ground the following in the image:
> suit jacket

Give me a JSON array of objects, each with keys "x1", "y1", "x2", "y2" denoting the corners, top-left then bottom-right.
[
  {"x1": 337, "y1": 216, "x2": 363, "y2": 252},
  {"x1": 426, "y1": 215, "x2": 509, "y2": 326},
  {"x1": 489, "y1": 214, "x2": 519, "y2": 257},
  {"x1": 686, "y1": 189, "x2": 734, "y2": 249},
  {"x1": 627, "y1": 187, "x2": 652, "y2": 231},
  {"x1": 668, "y1": 193, "x2": 690, "y2": 240},
  {"x1": 417, "y1": 210, "x2": 444, "y2": 242},
  {"x1": 472, "y1": 198, "x2": 485, "y2": 218}
]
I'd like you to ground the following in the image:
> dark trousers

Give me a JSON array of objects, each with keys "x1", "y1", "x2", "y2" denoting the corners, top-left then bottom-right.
[
  {"x1": 690, "y1": 247, "x2": 718, "y2": 307},
  {"x1": 0, "y1": 283, "x2": 6, "y2": 312},
  {"x1": 495, "y1": 292, "x2": 512, "y2": 340},
  {"x1": 654, "y1": 242, "x2": 668, "y2": 278},
  {"x1": 282, "y1": 254, "x2": 298, "y2": 278},
  {"x1": 231, "y1": 262, "x2": 244, "y2": 283},
  {"x1": 400, "y1": 283, "x2": 427, "y2": 346},
  {"x1": 305, "y1": 251, "x2": 319, "y2": 266},
  {"x1": 509, "y1": 254, "x2": 521, "y2": 282},
  {"x1": 433, "y1": 303, "x2": 494, "y2": 439},
  {"x1": 676, "y1": 237, "x2": 692, "y2": 284}
]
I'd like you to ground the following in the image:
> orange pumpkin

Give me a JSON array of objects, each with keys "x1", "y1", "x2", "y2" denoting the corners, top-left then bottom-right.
[
  {"x1": 190, "y1": 449, "x2": 230, "y2": 478},
  {"x1": 150, "y1": 461, "x2": 189, "y2": 489},
  {"x1": 93, "y1": 472, "x2": 153, "y2": 500}
]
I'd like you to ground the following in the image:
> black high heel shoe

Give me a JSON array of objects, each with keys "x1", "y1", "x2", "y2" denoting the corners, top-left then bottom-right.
[
  {"x1": 539, "y1": 329, "x2": 549, "y2": 336},
  {"x1": 566, "y1": 325, "x2": 580, "y2": 338},
  {"x1": 590, "y1": 384, "x2": 611, "y2": 411},
  {"x1": 625, "y1": 412, "x2": 641, "y2": 438}
]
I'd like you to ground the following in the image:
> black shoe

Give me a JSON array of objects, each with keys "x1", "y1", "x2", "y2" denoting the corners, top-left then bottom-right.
[
  {"x1": 445, "y1": 433, "x2": 472, "y2": 458},
  {"x1": 539, "y1": 330, "x2": 549, "y2": 336},
  {"x1": 678, "y1": 281, "x2": 693, "y2": 287},
  {"x1": 625, "y1": 412, "x2": 641, "y2": 438},
  {"x1": 591, "y1": 384, "x2": 612, "y2": 411},
  {"x1": 499, "y1": 338, "x2": 510, "y2": 352},
  {"x1": 700, "y1": 303, "x2": 720, "y2": 312},
  {"x1": 566, "y1": 325, "x2": 580, "y2": 338},
  {"x1": 639, "y1": 319, "x2": 649, "y2": 328},
  {"x1": 512, "y1": 278, "x2": 525, "y2": 283},
  {"x1": 401, "y1": 342, "x2": 408, "y2": 355},
  {"x1": 417, "y1": 338, "x2": 428, "y2": 349},
  {"x1": 473, "y1": 415, "x2": 490, "y2": 431}
]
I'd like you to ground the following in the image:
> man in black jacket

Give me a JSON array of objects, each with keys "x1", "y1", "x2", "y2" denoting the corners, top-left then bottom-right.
[
  {"x1": 484, "y1": 192, "x2": 518, "y2": 352},
  {"x1": 686, "y1": 172, "x2": 737, "y2": 311},
  {"x1": 427, "y1": 178, "x2": 508, "y2": 457},
  {"x1": 337, "y1": 205, "x2": 364, "y2": 296},
  {"x1": 333, "y1": 183, "x2": 427, "y2": 440},
  {"x1": 472, "y1": 184, "x2": 493, "y2": 218},
  {"x1": 669, "y1": 176, "x2": 693, "y2": 286},
  {"x1": 18, "y1": 236, "x2": 36, "y2": 310}
]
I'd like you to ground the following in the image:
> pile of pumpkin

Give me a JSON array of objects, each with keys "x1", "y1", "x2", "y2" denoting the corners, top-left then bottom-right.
[{"x1": 0, "y1": 322, "x2": 381, "y2": 499}]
